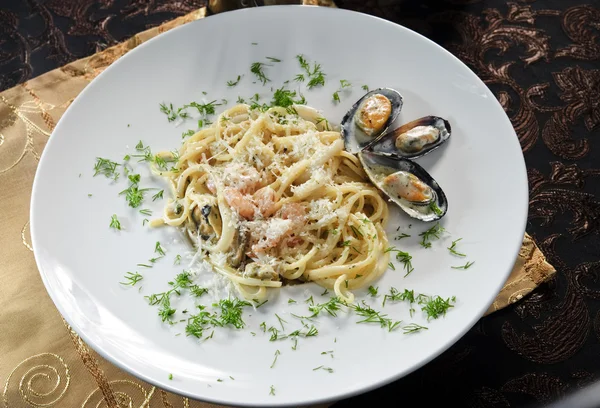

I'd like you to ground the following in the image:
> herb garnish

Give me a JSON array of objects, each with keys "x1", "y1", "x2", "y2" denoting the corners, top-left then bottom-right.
[
  {"x1": 250, "y1": 62, "x2": 270, "y2": 85},
  {"x1": 159, "y1": 103, "x2": 188, "y2": 122},
  {"x1": 350, "y1": 225, "x2": 363, "y2": 238},
  {"x1": 270, "y1": 87, "x2": 305, "y2": 108},
  {"x1": 447, "y1": 238, "x2": 466, "y2": 256},
  {"x1": 384, "y1": 247, "x2": 414, "y2": 277},
  {"x1": 429, "y1": 202, "x2": 443, "y2": 216},
  {"x1": 315, "y1": 117, "x2": 331, "y2": 130},
  {"x1": 270, "y1": 350, "x2": 281, "y2": 368},
  {"x1": 275, "y1": 313, "x2": 287, "y2": 331},
  {"x1": 214, "y1": 298, "x2": 252, "y2": 329},
  {"x1": 190, "y1": 286, "x2": 208, "y2": 298},
  {"x1": 152, "y1": 190, "x2": 164, "y2": 201},
  {"x1": 145, "y1": 271, "x2": 194, "y2": 322},
  {"x1": 94, "y1": 158, "x2": 120, "y2": 180},
  {"x1": 227, "y1": 75, "x2": 242, "y2": 87},
  {"x1": 383, "y1": 287, "x2": 416, "y2": 307},
  {"x1": 296, "y1": 54, "x2": 326, "y2": 89},
  {"x1": 419, "y1": 222, "x2": 445, "y2": 248},
  {"x1": 308, "y1": 297, "x2": 344, "y2": 318},
  {"x1": 452, "y1": 261, "x2": 475, "y2": 269},
  {"x1": 185, "y1": 306, "x2": 220, "y2": 338},
  {"x1": 131, "y1": 141, "x2": 152, "y2": 163},
  {"x1": 120, "y1": 272, "x2": 143, "y2": 286},
  {"x1": 186, "y1": 100, "x2": 221, "y2": 116},
  {"x1": 307, "y1": 71, "x2": 325, "y2": 89},
  {"x1": 368, "y1": 286, "x2": 378, "y2": 297},
  {"x1": 296, "y1": 54, "x2": 310, "y2": 72},
  {"x1": 349, "y1": 301, "x2": 401, "y2": 332},
  {"x1": 250, "y1": 299, "x2": 267, "y2": 309},
  {"x1": 418, "y1": 295, "x2": 456, "y2": 320},
  {"x1": 109, "y1": 214, "x2": 121, "y2": 230},
  {"x1": 119, "y1": 175, "x2": 150, "y2": 208},
  {"x1": 268, "y1": 324, "x2": 318, "y2": 342},
  {"x1": 313, "y1": 365, "x2": 334, "y2": 373},
  {"x1": 332, "y1": 79, "x2": 352, "y2": 103},
  {"x1": 155, "y1": 241, "x2": 165, "y2": 256},
  {"x1": 402, "y1": 323, "x2": 428, "y2": 334}
]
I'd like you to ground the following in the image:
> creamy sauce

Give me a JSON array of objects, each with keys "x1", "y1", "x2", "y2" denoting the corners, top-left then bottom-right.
[
  {"x1": 395, "y1": 125, "x2": 440, "y2": 153},
  {"x1": 381, "y1": 171, "x2": 433, "y2": 203}
]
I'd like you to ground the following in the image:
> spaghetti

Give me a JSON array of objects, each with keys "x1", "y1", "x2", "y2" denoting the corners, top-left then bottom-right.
[{"x1": 150, "y1": 104, "x2": 390, "y2": 302}]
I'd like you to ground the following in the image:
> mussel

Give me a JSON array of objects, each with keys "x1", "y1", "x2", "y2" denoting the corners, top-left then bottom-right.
[
  {"x1": 368, "y1": 116, "x2": 451, "y2": 159},
  {"x1": 358, "y1": 151, "x2": 448, "y2": 222},
  {"x1": 186, "y1": 201, "x2": 222, "y2": 243},
  {"x1": 243, "y1": 262, "x2": 278, "y2": 280},
  {"x1": 340, "y1": 88, "x2": 450, "y2": 222},
  {"x1": 341, "y1": 88, "x2": 403, "y2": 154},
  {"x1": 228, "y1": 227, "x2": 248, "y2": 268}
]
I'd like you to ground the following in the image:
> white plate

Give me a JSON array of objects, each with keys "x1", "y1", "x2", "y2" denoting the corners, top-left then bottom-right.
[{"x1": 31, "y1": 6, "x2": 527, "y2": 407}]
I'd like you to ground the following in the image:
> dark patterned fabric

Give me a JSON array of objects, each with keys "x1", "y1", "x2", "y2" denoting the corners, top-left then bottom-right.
[
  {"x1": 1, "y1": 1, "x2": 599, "y2": 406},
  {"x1": 331, "y1": 1, "x2": 600, "y2": 407},
  {"x1": 0, "y1": 0, "x2": 206, "y2": 91}
]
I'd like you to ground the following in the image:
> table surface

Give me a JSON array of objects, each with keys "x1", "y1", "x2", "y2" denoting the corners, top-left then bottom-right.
[{"x1": 1, "y1": 0, "x2": 599, "y2": 406}]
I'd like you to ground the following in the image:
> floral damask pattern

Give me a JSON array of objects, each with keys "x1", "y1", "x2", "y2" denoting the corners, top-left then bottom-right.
[
  {"x1": 331, "y1": 0, "x2": 600, "y2": 406},
  {"x1": 0, "y1": 0, "x2": 206, "y2": 91}
]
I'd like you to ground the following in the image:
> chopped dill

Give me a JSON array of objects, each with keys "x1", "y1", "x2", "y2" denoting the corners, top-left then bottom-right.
[
  {"x1": 270, "y1": 349, "x2": 281, "y2": 368},
  {"x1": 109, "y1": 214, "x2": 121, "y2": 230},
  {"x1": 402, "y1": 323, "x2": 428, "y2": 334},
  {"x1": 120, "y1": 272, "x2": 142, "y2": 286},
  {"x1": 250, "y1": 62, "x2": 270, "y2": 85},
  {"x1": 419, "y1": 222, "x2": 446, "y2": 248},
  {"x1": 447, "y1": 238, "x2": 466, "y2": 256},
  {"x1": 93, "y1": 158, "x2": 120, "y2": 180},
  {"x1": 227, "y1": 75, "x2": 242, "y2": 87},
  {"x1": 452, "y1": 261, "x2": 475, "y2": 269}
]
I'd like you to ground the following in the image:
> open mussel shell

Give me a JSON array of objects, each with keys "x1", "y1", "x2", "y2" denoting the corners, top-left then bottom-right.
[
  {"x1": 367, "y1": 115, "x2": 451, "y2": 159},
  {"x1": 358, "y1": 150, "x2": 448, "y2": 222},
  {"x1": 341, "y1": 88, "x2": 403, "y2": 154}
]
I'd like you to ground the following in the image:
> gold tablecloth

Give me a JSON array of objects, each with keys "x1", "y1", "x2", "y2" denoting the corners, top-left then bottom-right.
[{"x1": 0, "y1": 2, "x2": 556, "y2": 407}]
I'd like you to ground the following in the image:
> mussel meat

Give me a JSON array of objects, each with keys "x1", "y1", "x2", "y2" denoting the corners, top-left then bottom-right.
[
  {"x1": 368, "y1": 116, "x2": 451, "y2": 159},
  {"x1": 358, "y1": 150, "x2": 447, "y2": 222},
  {"x1": 228, "y1": 227, "x2": 248, "y2": 269},
  {"x1": 341, "y1": 88, "x2": 403, "y2": 154},
  {"x1": 186, "y1": 200, "x2": 222, "y2": 243}
]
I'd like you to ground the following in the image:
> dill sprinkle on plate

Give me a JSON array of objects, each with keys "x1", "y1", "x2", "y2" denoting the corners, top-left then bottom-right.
[
  {"x1": 419, "y1": 222, "x2": 446, "y2": 248},
  {"x1": 109, "y1": 214, "x2": 121, "y2": 230}
]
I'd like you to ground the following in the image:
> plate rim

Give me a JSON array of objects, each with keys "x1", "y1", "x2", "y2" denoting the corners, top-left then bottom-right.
[{"x1": 30, "y1": 5, "x2": 529, "y2": 406}]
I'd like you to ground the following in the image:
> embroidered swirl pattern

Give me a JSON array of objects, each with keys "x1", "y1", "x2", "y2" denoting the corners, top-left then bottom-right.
[{"x1": 2, "y1": 353, "x2": 70, "y2": 407}]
